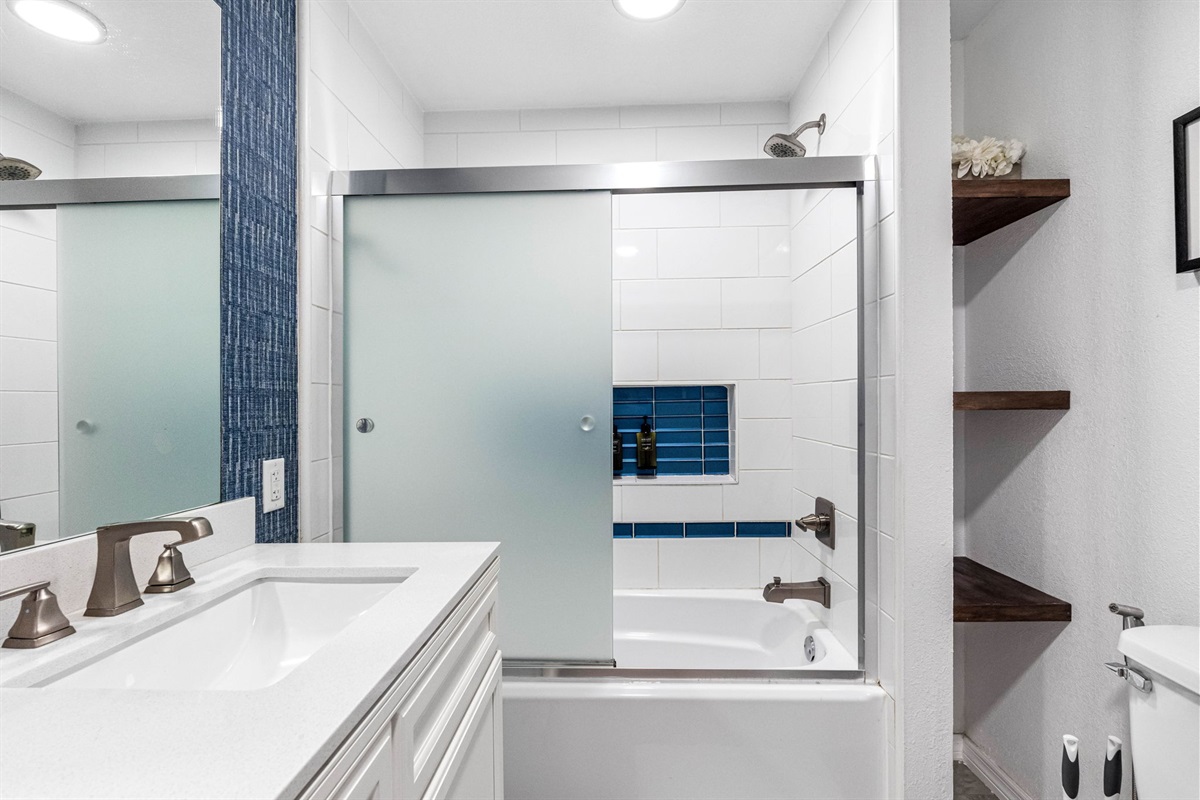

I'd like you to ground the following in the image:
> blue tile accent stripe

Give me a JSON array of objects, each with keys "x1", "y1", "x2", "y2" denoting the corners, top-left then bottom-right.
[
  {"x1": 219, "y1": 0, "x2": 299, "y2": 543},
  {"x1": 618, "y1": 522, "x2": 790, "y2": 539},
  {"x1": 633, "y1": 522, "x2": 685, "y2": 538},
  {"x1": 735, "y1": 522, "x2": 790, "y2": 538},
  {"x1": 614, "y1": 385, "x2": 729, "y2": 476}
]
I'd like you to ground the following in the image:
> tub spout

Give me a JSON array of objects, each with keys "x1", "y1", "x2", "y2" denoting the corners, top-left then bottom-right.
[{"x1": 763, "y1": 576, "x2": 831, "y2": 608}]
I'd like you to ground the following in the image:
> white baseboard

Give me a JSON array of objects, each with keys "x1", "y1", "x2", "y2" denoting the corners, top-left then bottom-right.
[{"x1": 955, "y1": 734, "x2": 1035, "y2": 800}]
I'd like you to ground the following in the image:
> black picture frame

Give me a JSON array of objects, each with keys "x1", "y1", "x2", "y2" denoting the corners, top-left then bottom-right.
[{"x1": 1174, "y1": 105, "x2": 1200, "y2": 273}]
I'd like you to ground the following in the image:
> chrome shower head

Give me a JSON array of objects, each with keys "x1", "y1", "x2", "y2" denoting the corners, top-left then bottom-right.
[
  {"x1": 0, "y1": 154, "x2": 41, "y2": 181},
  {"x1": 763, "y1": 113, "x2": 826, "y2": 158}
]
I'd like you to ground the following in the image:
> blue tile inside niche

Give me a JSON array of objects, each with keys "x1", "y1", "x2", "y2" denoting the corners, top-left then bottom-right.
[{"x1": 614, "y1": 385, "x2": 729, "y2": 477}]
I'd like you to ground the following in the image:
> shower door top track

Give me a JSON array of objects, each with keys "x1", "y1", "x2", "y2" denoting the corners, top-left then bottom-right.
[
  {"x1": 0, "y1": 175, "x2": 220, "y2": 210},
  {"x1": 331, "y1": 155, "x2": 876, "y2": 197}
]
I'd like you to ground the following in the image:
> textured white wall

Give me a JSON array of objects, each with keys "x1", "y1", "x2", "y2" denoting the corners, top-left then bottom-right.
[
  {"x1": 298, "y1": 0, "x2": 425, "y2": 543},
  {"x1": 957, "y1": 1, "x2": 1199, "y2": 797},
  {"x1": 894, "y1": 0, "x2": 955, "y2": 796}
]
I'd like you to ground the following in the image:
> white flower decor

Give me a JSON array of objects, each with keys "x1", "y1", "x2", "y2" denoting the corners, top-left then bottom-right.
[{"x1": 952, "y1": 135, "x2": 1026, "y2": 178}]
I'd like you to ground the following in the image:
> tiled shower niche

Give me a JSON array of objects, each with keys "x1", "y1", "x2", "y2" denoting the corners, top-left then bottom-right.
[{"x1": 613, "y1": 385, "x2": 731, "y2": 478}]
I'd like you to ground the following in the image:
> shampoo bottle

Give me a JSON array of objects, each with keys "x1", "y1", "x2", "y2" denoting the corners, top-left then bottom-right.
[{"x1": 636, "y1": 415, "x2": 657, "y2": 473}]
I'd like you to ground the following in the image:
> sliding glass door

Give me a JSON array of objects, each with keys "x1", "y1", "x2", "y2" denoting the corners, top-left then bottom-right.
[{"x1": 343, "y1": 191, "x2": 613, "y2": 662}]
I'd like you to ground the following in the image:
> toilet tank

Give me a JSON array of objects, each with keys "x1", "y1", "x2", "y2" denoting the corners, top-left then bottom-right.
[{"x1": 1117, "y1": 625, "x2": 1199, "y2": 800}]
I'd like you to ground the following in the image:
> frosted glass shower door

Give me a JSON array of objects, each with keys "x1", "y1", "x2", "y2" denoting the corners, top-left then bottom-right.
[
  {"x1": 58, "y1": 200, "x2": 220, "y2": 538},
  {"x1": 344, "y1": 192, "x2": 613, "y2": 662}
]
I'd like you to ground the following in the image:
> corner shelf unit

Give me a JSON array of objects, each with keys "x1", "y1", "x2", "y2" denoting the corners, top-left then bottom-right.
[
  {"x1": 954, "y1": 557, "x2": 1071, "y2": 622},
  {"x1": 953, "y1": 391, "x2": 1070, "y2": 411},
  {"x1": 951, "y1": 175, "x2": 1074, "y2": 625},
  {"x1": 952, "y1": 179, "x2": 1071, "y2": 245}
]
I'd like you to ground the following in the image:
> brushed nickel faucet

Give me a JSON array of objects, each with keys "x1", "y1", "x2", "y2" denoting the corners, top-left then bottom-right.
[
  {"x1": 763, "y1": 576, "x2": 831, "y2": 608},
  {"x1": 0, "y1": 582, "x2": 75, "y2": 648},
  {"x1": 85, "y1": 517, "x2": 213, "y2": 617}
]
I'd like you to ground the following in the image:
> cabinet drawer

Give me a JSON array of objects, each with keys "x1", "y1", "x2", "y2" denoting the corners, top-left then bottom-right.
[{"x1": 422, "y1": 651, "x2": 502, "y2": 800}]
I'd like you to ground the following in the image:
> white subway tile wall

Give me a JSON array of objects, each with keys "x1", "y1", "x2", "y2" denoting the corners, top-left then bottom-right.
[
  {"x1": 301, "y1": 0, "x2": 425, "y2": 543},
  {"x1": 786, "y1": 0, "x2": 896, "y2": 693},
  {"x1": 0, "y1": 209, "x2": 59, "y2": 541},
  {"x1": 73, "y1": 119, "x2": 220, "y2": 178}
]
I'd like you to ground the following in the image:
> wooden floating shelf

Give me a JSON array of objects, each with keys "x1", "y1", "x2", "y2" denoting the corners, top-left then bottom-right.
[
  {"x1": 953, "y1": 179, "x2": 1071, "y2": 245},
  {"x1": 954, "y1": 391, "x2": 1070, "y2": 411},
  {"x1": 954, "y1": 557, "x2": 1071, "y2": 622}
]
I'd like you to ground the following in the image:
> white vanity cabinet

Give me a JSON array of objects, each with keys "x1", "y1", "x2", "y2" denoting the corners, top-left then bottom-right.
[{"x1": 301, "y1": 561, "x2": 502, "y2": 800}]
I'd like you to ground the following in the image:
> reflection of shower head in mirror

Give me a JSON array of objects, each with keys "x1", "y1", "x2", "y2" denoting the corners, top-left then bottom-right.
[{"x1": 0, "y1": 154, "x2": 41, "y2": 181}]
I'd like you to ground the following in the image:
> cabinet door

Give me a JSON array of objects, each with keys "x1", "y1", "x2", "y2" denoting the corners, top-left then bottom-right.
[
  {"x1": 444, "y1": 702, "x2": 495, "y2": 800},
  {"x1": 423, "y1": 653, "x2": 503, "y2": 800},
  {"x1": 334, "y1": 724, "x2": 396, "y2": 800}
]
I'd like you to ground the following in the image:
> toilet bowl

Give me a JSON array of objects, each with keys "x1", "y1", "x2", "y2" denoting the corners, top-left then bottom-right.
[{"x1": 1116, "y1": 625, "x2": 1199, "y2": 800}]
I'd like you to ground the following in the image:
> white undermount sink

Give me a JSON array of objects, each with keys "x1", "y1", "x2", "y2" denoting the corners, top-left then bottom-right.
[{"x1": 44, "y1": 578, "x2": 402, "y2": 691}]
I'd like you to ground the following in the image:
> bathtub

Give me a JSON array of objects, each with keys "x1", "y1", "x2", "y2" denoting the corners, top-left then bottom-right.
[{"x1": 503, "y1": 590, "x2": 887, "y2": 800}]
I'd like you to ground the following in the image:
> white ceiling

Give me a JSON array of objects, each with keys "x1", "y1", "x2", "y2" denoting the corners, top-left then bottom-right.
[
  {"x1": 0, "y1": 0, "x2": 220, "y2": 123},
  {"x1": 347, "y1": 0, "x2": 846, "y2": 112}
]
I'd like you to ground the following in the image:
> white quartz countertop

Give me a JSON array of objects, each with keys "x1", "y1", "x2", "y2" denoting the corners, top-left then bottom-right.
[{"x1": 0, "y1": 541, "x2": 500, "y2": 800}]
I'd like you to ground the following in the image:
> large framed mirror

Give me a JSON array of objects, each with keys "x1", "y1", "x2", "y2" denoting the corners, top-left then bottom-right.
[{"x1": 0, "y1": 0, "x2": 222, "y2": 552}]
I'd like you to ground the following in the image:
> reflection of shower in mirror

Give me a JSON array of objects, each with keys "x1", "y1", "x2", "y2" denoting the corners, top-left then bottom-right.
[{"x1": 0, "y1": 153, "x2": 41, "y2": 180}]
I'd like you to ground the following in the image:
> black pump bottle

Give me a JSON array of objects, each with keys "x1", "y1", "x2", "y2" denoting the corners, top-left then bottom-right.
[
  {"x1": 613, "y1": 425, "x2": 624, "y2": 473},
  {"x1": 636, "y1": 415, "x2": 657, "y2": 473}
]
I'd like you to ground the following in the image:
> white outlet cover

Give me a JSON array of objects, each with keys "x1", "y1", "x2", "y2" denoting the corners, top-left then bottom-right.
[{"x1": 262, "y1": 458, "x2": 285, "y2": 512}]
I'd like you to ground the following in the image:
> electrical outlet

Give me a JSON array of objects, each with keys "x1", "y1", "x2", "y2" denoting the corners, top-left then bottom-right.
[{"x1": 262, "y1": 458, "x2": 285, "y2": 512}]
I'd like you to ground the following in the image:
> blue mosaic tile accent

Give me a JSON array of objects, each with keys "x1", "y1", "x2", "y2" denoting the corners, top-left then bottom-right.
[
  {"x1": 219, "y1": 0, "x2": 299, "y2": 543},
  {"x1": 616, "y1": 522, "x2": 791, "y2": 539},
  {"x1": 614, "y1": 385, "x2": 729, "y2": 477},
  {"x1": 736, "y1": 522, "x2": 790, "y2": 538}
]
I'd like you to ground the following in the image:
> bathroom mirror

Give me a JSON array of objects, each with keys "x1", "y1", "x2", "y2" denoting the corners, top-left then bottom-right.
[{"x1": 0, "y1": 0, "x2": 222, "y2": 552}]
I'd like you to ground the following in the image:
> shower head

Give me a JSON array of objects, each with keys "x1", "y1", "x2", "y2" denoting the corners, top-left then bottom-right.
[
  {"x1": 763, "y1": 113, "x2": 826, "y2": 158},
  {"x1": 0, "y1": 154, "x2": 41, "y2": 181}
]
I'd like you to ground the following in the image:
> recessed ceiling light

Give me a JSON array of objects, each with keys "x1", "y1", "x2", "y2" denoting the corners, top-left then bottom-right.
[
  {"x1": 7, "y1": 0, "x2": 107, "y2": 44},
  {"x1": 613, "y1": 0, "x2": 685, "y2": 22}
]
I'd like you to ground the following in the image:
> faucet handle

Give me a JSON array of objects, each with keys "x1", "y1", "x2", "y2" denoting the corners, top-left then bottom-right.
[
  {"x1": 144, "y1": 544, "x2": 196, "y2": 594},
  {"x1": 0, "y1": 582, "x2": 76, "y2": 649}
]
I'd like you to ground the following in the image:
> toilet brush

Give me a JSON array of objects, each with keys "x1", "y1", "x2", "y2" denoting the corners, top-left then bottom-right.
[
  {"x1": 1061, "y1": 735, "x2": 1080, "y2": 800},
  {"x1": 1104, "y1": 736, "x2": 1122, "y2": 800}
]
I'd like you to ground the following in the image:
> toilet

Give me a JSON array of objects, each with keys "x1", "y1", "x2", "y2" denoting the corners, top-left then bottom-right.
[{"x1": 1117, "y1": 625, "x2": 1200, "y2": 799}]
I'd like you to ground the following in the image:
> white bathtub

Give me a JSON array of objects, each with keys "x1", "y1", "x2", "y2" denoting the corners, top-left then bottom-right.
[
  {"x1": 613, "y1": 589, "x2": 857, "y2": 671},
  {"x1": 503, "y1": 590, "x2": 886, "y2": 800}
]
